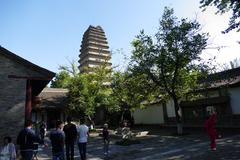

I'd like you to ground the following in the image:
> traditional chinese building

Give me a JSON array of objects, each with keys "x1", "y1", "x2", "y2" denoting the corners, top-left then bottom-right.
[
  {"x1": 133, "y1": 67, "x2": 240, "y2": 128},
  {"x1": 32, "y1": 88, "x2": 68, "y2": 129},
  {"x1": 79, "y1": 25, "x2": 112, "y2": 73},
  {"x1": 0, "y1": 47, "x2": 55, "y2": 139}
]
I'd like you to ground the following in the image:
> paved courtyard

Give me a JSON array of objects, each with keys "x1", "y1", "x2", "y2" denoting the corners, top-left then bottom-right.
[{"x1": 37, "y1": 128, "x2": 240, "y2": 160}]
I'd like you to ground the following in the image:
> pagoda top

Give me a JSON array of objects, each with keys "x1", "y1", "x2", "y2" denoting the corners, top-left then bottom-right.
[{"x1": 88, "y1": 25, "x2": 103, "y2": 30}]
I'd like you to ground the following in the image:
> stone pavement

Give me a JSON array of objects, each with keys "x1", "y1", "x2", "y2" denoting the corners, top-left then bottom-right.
[{"x1": 36, "y1": 130, "x2": 240, "y2": 160}]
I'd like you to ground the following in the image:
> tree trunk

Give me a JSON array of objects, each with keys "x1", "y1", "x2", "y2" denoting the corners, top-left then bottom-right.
[
  {"x1": 120, "y1": 110, "x2": 125, "y2": 122},
  {"x1": 172, "y1": 96, "x2": 183, "y2": 135},
  {"x1": 88, "y1": 115, "x2": 95, "y2": 129}
]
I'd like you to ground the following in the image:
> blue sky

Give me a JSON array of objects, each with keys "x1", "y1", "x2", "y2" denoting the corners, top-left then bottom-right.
[{"x1": 1, "y1": 0, "x2": 240, "y2": 73}]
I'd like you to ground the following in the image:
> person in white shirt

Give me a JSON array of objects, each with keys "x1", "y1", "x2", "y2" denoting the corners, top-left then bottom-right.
[
  {"x1": 77, "y1": 118, "x2": 89, "y2": 160},
  {"x1": 78, "y1": 118, "x2": 89, "y2": 160}
]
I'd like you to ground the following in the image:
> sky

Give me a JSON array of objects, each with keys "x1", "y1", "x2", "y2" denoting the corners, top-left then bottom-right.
[{"x1": 1, "y1": 0, "x2": 240, "y2": 73}]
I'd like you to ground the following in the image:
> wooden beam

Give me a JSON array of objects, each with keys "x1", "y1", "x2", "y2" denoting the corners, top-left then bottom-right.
[{"x1": 25, "y1": 80, "x2": 32, "y2": 121}]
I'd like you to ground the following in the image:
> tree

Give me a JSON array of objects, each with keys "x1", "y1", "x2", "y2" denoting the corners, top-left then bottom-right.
[
  {"x1": 111, "y1": 71, "x2": 157, "y2": 123},
  {"x1": 221, "y1": 58, "x2": 240, "y2": 71},
  {"x1": 51, "y1": 70, "x2": 71, "y2": 88},
  {"x1": 130, "y1": 7, "x2": 209, "y2": 134},
  {"x1": 59, "y1": 59, "x2": 79, "y2": 76},
  {"x1": 67, "y1": 65, "x2": 113, "y2": 126},
  {"x1": 200, "y1": 0, "x2": 240, "y2": 33},
  {"x1": 51, "y1": 59, "x2": 79, "y2": 88}
]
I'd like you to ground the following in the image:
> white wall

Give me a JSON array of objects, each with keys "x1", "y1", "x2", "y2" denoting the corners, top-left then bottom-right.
[
  {"x1": 229, "y1": 87, "x2": 240, "y2": 114},
  {"x1": 166, "y1": 99, "x2": 176, "y2": 117},
  {"x1": 133, "y1": 104, "x2": 164, "y2": 124},
  {"x1": 208, "y1": 91, "x2": 219, "y2": 98},
  {"x1": 132, "y1": 86, "x2": 240, "y2": 125}
]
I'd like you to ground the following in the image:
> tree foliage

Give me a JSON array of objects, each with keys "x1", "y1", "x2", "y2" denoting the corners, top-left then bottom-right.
[
  {"x1": 200, "y1": 0, "x2": 240, "y2": 33},
  {"x1": 59, "y1": 59, "x2": 79, "y2": 76},
  {"x1": 67, "y1": 64, "x2": 156, "y2": 122},
  {"x1": 221, "y1": 57, "x2": 240, "y2": 71},
  {"x1": 130, "y1": 7, "x2": 209, "y2": 131},
  {"x1": 51, "y1": 70, "x2": 71, "y2": 88},
  {"x1": 67, "y1": 66, "x2": 113, "y2": 118},
  {"x1": 51, "y1": 59, "x2": 79, "y2": 88},
  {"x1": 111, "y1": 71, "x2": 157, "y2": 112}
]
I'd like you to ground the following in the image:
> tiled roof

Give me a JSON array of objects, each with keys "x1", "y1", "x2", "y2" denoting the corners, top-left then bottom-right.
[
  {"x1": 198, "y1": 67, "x2": 240, "y2": 90},
  {"x1": 34, "y1": 88, "x2": 68, "y2": 109},
  {"x1": 0, "y1": 46, "x2": 55, "y2": 78}
]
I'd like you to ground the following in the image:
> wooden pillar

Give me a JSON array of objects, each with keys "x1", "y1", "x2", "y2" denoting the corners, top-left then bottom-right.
[{"x1": 25, "y1": 80, "x2": 32, "y2": 121}]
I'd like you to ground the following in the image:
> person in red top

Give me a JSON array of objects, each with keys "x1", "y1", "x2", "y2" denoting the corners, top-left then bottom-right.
[{"x1": 205, "y1": 113, "x2": 217, "y2": 151}]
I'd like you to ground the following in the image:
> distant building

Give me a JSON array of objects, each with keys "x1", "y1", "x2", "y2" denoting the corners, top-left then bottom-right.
[
  {"x1": 79, "y1": 25, "x2": 112, "y2": 73},
  {"x1": 32, "y1": 88, "x2": 68, "y2": 129},
  {"x1": 133, "y1": 67, "x2": 240, "y2": 127},
  {"x1": 0, "y1": 47, "x2": 55, "y2": 140}
]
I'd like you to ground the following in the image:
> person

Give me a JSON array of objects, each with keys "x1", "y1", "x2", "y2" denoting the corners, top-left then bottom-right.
[
  {"x1": 49, "y1": 120, "x2": 65, "y2": 160},
  {"x1": 63, "y1": 117, "x2": 77, "y2": 160},
  {"x1": 122, "y1": 121, "x2": 132, "y2": 139},
  {"x1": 102, "y1": 123, "x2": 109, "y2": 156},
  {"x1": 39, "y1": 121, "x2": 46, "y2": 142},
  {"x1": 205, "y1": 113, "x2": 217, "y2": 151},
  {"x1": 17, "y1": 120, "x2": 43, "y2": 160},
  {"x1": 77, "y1": 118, "x2": 89, "y2": 160},
  {"x1": 0, "y1": 137, "x2": 16, "y2": 160}
]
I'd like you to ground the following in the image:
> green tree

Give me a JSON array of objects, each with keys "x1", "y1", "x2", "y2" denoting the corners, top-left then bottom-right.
[
  {"x1": 200, "y1": 0, "x2": 240, "y2": 33},
  {"x1": 51, "y1": 70, "x2": 71, "y2": 88},
  {"x1": 67, "y1": 65, "x2": 112, "y2": 126},
  {"x1": 59, "y1": 59, "x2": 79, "y2": 76},
  {"x1": 130, "y1": 7, "x2": 209, "y2": 134},
  {"x1": 111, "y1": 71, "x2": 157, "y2": 122},
  {"x1": 51, "y1": 59, "x2": 79, "y2": 88}
]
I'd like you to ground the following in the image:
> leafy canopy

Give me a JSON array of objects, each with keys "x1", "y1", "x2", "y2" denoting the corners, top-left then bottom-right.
[
  {"x1": 130, "y1": 7, "x2": 209, "y2": 122},
  {"x1": 67, "y1": 65, "x2": 113, "y2": 117},
  {"x1": 51, "y1": 59, "x2": 79, "y2": 88},
  {"x1": 111, "y1": 71, "x2": 157, "y2": 112},
  {"x1": 51, "y1": 70, "x2": 71, "y2": 88}
]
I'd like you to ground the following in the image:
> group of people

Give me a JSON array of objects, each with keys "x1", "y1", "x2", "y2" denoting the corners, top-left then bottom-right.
[
  {"x1": 49, "y1": 117, "x2": 90, "y2": 160},
  {"x1": 0, "y1": 113, "x2": 218, "y2": 160},
  {"x1": 49, "y1": 117, "x2": 110, "y2": 160},
  {"x1": 7, "y1": 117, "x2": 109, "y2": 160}
]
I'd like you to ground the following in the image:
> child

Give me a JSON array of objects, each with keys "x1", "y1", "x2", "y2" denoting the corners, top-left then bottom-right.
[
  {"x1": 102, "y1": 123, "x2": 109, "y2": 155},
  {"x1": 0, "y1": 137, "x2": 16, "y2": 160}
]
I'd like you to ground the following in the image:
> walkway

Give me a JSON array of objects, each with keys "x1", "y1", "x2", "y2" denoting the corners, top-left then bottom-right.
[{"x1": 37, "y1": 129, "x2": 240, "y2": 160}]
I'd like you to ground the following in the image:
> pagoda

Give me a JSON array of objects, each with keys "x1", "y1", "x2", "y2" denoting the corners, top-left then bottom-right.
[{"x1": 79, "y1": 25, "x2": 112, "y2": 73}]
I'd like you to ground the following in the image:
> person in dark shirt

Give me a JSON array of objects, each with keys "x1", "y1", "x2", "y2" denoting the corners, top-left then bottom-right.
[
  {"x1": 17, "y1": 120, "x2": 43, "y2": 160},
  {"x1": 102, "y1": 123, "x2": 110, "y2": 155},
  {"x1": 63, "y1": 117, "x2": 77, "y2": 160},
  {"x1": 50, "y1": 120, "x2": 65, "y2": 160}
]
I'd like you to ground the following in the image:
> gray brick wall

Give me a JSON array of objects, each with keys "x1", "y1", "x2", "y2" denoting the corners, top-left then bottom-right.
[{"x1": 0, "y1": 54, "x2": 46, "y2": 142}]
